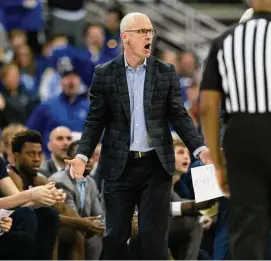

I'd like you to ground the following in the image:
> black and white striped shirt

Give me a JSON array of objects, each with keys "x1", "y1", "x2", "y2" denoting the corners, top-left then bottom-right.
[{"x1": 200, "y1": 12, "x2": 271, "y2": 114}]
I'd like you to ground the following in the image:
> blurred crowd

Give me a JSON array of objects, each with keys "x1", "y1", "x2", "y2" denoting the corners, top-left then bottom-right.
[
  {"x1": 0, "y1": 0, "x2": 202, "y2": 158},
  {"x1": 0, "y1": 0, "x2": 233, "y2": 260}
]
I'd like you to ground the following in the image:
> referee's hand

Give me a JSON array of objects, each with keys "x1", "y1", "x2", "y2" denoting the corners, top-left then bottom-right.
[
  {"x1": 215, "y1": 166, "x2": 230, "y2": 198},
  {"x1": 199, "y1": 148, "x2": 213, "y2": 165}
]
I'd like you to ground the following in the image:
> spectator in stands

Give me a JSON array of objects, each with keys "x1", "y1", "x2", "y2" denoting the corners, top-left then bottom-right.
[
  {"x1": 47, "y1": 34, "x2": 69, "y2": 54},
  {"x1": 40, "y1": 126, "x2": 73, "y2": 178},
  {"x1": 179, "y1": 51, "x2": 198, "y2": 78},
  {"x1": 49, "y1": 39, "x2": 95, "y2": 88},
  {"x1": 13, "y1": 43, "x2": 43, "y2": 98},
  {"x1": 0, "y1": 22, "x2": 8, "y2": 63},
  {"x1": 7, "y1": 130, "x2": 105, "y2": 260},
  {"x1": 50, "y1": 140, "x2": 104, "y2": 260},
  {"x1": 0, "y1": 63, "x2": 27, "y2": 129},
  {"x1": 6, "y1": 29, "x2": 28, "y2": 63},
  {"x1": 186, "y1": 79, "x2": 200, "y2": 128},
  {"x1": 0, "y1": 0, "x2": 44, "y2": 55},
  {"x1": 8, "y1": 29, "x2": 27, "y2": 50},
  {"x1": 39, "y1": 38, "x2": 92, "y2": 101},
  {"x1": 0, "y1": 123, "x2": 27, "y2": 164},
  {"x1": 83, "y1": 23, "x2": 112, "y2": 65},
  {"x1": 178, "y1": 51, "x2": 198, "y2": 105},
  {"x1": 103, "y1": 6, "x2": 124, "y2": 58},
  {"x1": 38, "y1": 34, "x2": 70, "y2": 101},
  {"x1": 160, "y1": 49, "x2": 179, "y2": 72},
  {"x1": 36, "y1": 38, "x2": 52, "y2": 73},
  {"x1": 169, "y1": 135, "x2": 206, "y2": 260},
  {"x1": 27, "y1": 56, "x2": 90, "y2": 158},
  {"x1": 47, "y1": 0, "x2": 86, "y2": 47}
]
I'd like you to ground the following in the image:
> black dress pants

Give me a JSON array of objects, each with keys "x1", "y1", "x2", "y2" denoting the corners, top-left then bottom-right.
[{"x1": 101, "y1": 151, "x2": 172, "y2": 260}]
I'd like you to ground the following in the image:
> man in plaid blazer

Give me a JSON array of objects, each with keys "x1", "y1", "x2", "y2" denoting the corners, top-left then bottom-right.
[{"x1": 66, "y1": 12, "x2": 211, "y2": 260}]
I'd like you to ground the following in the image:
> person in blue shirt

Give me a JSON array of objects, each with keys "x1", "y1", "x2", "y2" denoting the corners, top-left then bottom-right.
[
  {"x1": 27, "y1": 56, "x2": 90, "y2": 158},
  {"x1": 82, "y1": 23, "x2": 112, "y2": 66},
  {"x1": 0, "y1": 0, "x2": 44, "y2": 55},
  {"x1": 103, "y1": 6, "x2": 124, "y2": 58},
  {"x1": 13, "y1": 43, "x2": 45, "y2": 98},
  {"x1": 39, "y1": 39, "x2": 94, "y2": 101},
  {"x1": 49, "y1": 43, "x2": 95, "y2": 88}
]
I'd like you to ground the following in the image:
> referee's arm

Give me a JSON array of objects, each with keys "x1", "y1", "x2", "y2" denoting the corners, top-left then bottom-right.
[{"x1": 199, "y1": 40, "x2": 224, "y2": 172}]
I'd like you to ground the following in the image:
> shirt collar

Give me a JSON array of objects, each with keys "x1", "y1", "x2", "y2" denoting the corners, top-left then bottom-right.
[
  {"x1": 253, "y1": 11, "x2": 271, "y2": 20},
  {"x1": 124, "y1": 55, "x2": 147, "y2": 69},
  {"x1": 76, "y1": 177, "x2": 86, "y2": 185}
]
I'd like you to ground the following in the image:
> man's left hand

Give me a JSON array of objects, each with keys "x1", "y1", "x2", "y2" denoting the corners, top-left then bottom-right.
[
  {"x1": 199, "y1": 148, "x2": 213, "y2": 165},
  {"x1": 51, "y1": 188, "x2": 66, "y2": 203}
]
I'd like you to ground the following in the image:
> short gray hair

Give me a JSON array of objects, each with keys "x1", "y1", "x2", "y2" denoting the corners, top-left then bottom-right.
[{"x1": 120, "y1": 12, "x2": 148, "y2": 32}]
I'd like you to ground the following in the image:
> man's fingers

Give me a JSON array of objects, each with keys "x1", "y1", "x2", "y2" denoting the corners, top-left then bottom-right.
[
  {"x1": 64, "y1": 159, "x2": 73, "y2": 164},
  {"x1": 70, "y1": 171, "x2": 75, "y2": 179},
  {"x1": 85, "y1": 216, "x2": 100, "y2": 221},
  {"x1": 89, "y1": 228, "x2": 103, "y2": 234},
  {"x1": 43, "y1": 198, "x2": 56, "y2": 206},
  {"x1": 1, "y1": 227, "x2": 10, "y2": 232},
  {"x1": 1, "y1": 217, "x2": 12, "y2": 222},
  {"x1": 90, "y1": 224, "x2": 105, "y2": 232},
  {"x1": 46, "y1": 182, "x2": 56, "y2": 189},
  {"x1": 0, "y1": 223, "x2": 11, "y2": 231},
  {"x1": 69, "y1": 166, "x2": 76, "y2": 179}
]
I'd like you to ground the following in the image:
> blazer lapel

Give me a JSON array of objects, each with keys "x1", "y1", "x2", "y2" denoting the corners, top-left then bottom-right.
[
  {"x1": 114, "y1": 55, "x2": 130, "y2": 120},
  {"x1": 144, "y1": 56, "x2": 157, "y2": 112}
]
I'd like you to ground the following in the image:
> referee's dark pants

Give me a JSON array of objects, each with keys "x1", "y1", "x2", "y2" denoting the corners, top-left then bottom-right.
[{"x1": 223, "y1": 114, "x2": 271, "y2": 259}]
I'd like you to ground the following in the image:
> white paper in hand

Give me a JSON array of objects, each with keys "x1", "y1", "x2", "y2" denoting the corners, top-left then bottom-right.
[
  {"x1": 0, "y1": 209, "x2": 14, "y2": 219},
  {"x1": 0, "y1": 209, "x2": 14, "y2": 236},
  {"x1": 191, "y1": 164, "x2": 224, "y2": 203}
]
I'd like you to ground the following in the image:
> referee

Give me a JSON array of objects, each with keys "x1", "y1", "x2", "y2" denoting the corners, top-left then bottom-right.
[{"x1": 200, "y1": 0, "x2": 271, "y2": 259}]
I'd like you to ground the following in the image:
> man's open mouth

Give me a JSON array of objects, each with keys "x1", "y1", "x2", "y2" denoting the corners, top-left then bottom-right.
[
  {"x1": 182, "y1": 162, "x2": 189, "y2": 168},
  {"x1": 32, "y1": 165, "x2": 40, "y2": 171},
  {"x1": 144, "y1": 43, "x2": 151, "y2": 50}
]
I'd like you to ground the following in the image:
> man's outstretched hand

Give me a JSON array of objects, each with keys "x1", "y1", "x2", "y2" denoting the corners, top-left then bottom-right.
[{"x1": 64, "y1": 158, "x2": 86, "y2": 179}]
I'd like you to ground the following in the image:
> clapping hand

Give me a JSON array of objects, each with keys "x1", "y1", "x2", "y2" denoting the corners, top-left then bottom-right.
[
  {"x1": 51, "y1": 187, "x2": 66, "y2": 203},
  {"x1": 30, "y1": 182, "x2": 57, "y2": 206}
]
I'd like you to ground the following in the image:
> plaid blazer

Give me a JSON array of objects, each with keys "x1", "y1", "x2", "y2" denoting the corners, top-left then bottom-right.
[{"x1": 78, "y1": 55, "x2": 204, "y2": 180}]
